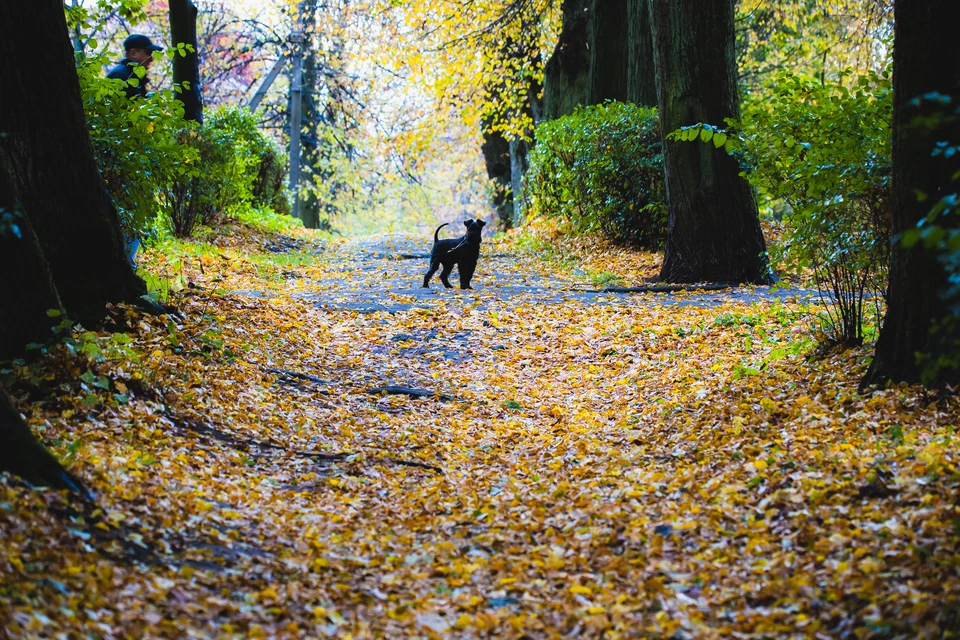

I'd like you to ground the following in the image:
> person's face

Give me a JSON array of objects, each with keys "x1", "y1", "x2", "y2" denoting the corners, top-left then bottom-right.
[{"x1": 126, "y1": 47, "x2": 152, "y2": 67}]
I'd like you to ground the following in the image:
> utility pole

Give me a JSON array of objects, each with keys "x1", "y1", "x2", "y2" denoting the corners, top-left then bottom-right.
[{"x1": 288, "y1": 5, "x2": 304, "y2": 221}]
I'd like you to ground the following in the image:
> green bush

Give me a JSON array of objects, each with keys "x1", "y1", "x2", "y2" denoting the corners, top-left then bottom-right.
[
  {"x1": 78, "y1": 51, "x2": 197, "y2": 238},
  {"x1": 198, "y1": 108, "x2": 290, "y2": 221},
  {"x1": 672, "y1": 69, "x2": 892, "y2": 347},
  {"x1": 78, "y1": 49, "x2": 291, "y2": 239},
  {"x1": 523, "y1": 102, "x2": 666, "y2": 248}
]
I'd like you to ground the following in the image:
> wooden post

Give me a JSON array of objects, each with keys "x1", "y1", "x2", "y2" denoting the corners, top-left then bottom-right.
[{"x1": 288, "y1": 17, "x2": 304, "y2": 221}]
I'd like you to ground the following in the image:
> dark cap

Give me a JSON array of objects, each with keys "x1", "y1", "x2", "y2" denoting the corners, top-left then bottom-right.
[{"x1": 123, "y1": 34, "x2": 163, "y2": 52}]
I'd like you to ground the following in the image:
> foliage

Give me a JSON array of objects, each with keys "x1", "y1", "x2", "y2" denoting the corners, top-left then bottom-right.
[
  {"x1": 77, "y1": 50, "x2": 197, "y2": 238},
  {"x1": 78, "y1": 45, "x2": 291, "y2": 239},
  {"x1": 193, "y1": 108, "x2": 287, "y2": 225},
  {"x1": 736, "y1": 0, "x2": 893, "y2": 92},
  {"x1": 234, "y1": 203, "x2": 303, "y2": 235},
  {"x1": 671, "y1": 69, "x2": 893, "y2": 346},
  {"x1": 523, "y1": 102, "x2": 666, "y2": 248}
]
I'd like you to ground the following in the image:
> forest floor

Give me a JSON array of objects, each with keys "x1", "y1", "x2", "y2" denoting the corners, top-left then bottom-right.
[{"x1": 2, "y1": 218, "x2": 960, "y2": 639}]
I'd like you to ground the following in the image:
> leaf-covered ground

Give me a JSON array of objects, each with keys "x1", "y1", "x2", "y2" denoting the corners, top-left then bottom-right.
[{"x1": 2, "y1": 220, "x2": 959, "y2": 639}]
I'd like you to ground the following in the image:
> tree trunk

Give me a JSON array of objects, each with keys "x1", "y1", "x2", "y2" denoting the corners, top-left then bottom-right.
[
  {"x1": 0, "y1": 158, "x2": 65, "y2": 360},
  {"x1": 481, "y1": 128, "x2": 514, "y2": 229},
  {"x1": 650, "y1": 0, "x2": 770, "y2": 284},
  {"x1": 170, "y1": 0, "x2": 203, "y2": 123},
  {"x1": 862, "y1": 0, "x2": 960, "y2": 387},
  {"x1": 588, "y1": 0, "x2": 630, "y2": 104},
  {"x1": 543, "y1": 0, "x2": 593, "y2": 119},
  {"x1": 0, "y1": 0, "x2": 146, "y2": 326},
  {"x1": 299, "y1": 0, "x2": 321, "y2": 230},
  {"x1": 0, "y1": 383, "x2": 91, "y2": 499},
  {"x1": 626, "y1": 0, "x2": 657, "y2": 107},
  {"x1": 509, "y1": 138, "x2": 533, "y2": 224}
]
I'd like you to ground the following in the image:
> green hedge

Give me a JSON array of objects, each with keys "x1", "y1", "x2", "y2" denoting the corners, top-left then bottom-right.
[{"x1": 523, "y1": 102, "x2": 666, "y2": 248}]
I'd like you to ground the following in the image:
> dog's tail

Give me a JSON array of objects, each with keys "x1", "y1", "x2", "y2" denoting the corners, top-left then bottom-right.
[{"x1": 433, "y1": 222, "x2": 449, "y2": 244}]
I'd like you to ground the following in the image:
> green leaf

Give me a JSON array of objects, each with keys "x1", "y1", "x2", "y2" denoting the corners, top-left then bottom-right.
[
  {"x1": 713, "y1": 132, "x2": 727, "y2": 148},
  {"x1": 700, "y1": 128, "x2": 713, "y2": 143},
  {"x1": 46, "y1": 309, "x2": 62, "y2": 318},
  {"x1": 901, "y1": 228, "x2": 922, "y2": 249}
]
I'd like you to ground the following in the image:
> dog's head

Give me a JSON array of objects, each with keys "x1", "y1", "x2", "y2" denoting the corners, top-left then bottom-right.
[{"x1": 464, "y1": 219, "x2": 486, "y2": 242}]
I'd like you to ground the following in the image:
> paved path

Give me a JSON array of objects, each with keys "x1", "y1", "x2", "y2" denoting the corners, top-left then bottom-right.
[{"x1": 297, "y1": 234, "x2": 821, "y2": 315}]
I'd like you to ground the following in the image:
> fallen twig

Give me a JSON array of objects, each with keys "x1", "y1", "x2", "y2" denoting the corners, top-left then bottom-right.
[
  {"x1": 367, "y1": 386, "x2": 454, "y2": 402},
  {"x1": 574, "y1": 283, "x2": 735, "y2": 294},
  {"x1": 179, "y1": 419, "x2": 443, "y2": 473},
  {"x1": 266, "y1": 367, "x2": 331, "y2": 393}
]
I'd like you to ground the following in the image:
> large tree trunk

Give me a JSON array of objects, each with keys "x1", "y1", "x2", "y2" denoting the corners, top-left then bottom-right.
[
  {"x1": 170, "y1": 0, "x2": 203, "y2": 123},
  {"x1": 0, "y1": 383, "x2": 91, "y2": 499},
  {"x1": 862, "y1": 0, "x2": 960, "y2": 387},
  {"x1": 626, "y1": 0, "x2": 657, "y2": 107},
  {"x1": 588, "y1": 0, "x2": 630, "y2": 104},
  {"x1": 0, "y1": 158, "x2": 65, "y2": 360},
  {"x1": 0, "y1": 0, "x2": 146, "y2": 326},
  {"x1": 650, "y1": 0, "x2": 770, "y2": 284},
  {"x1": 543, "y1": 0, "x2": 592, "y2": 120},
  {"x1": 481, "y1": 127, "x2": 514, "y2": 229},
  {"x1": 544, "y1": 0, "x2": 653, "y2": 118}
]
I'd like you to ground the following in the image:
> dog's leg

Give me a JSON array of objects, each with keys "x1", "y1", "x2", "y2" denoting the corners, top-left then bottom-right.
[
  {"x1": 439, "y1": 261, "x2": 455, "y2": 289},
  {"x1": 423, "y1": 259, "x2": 440, "y2": 288},
  {"x1": 459, "y1": 259, "x2": 476, "y2": 289}
]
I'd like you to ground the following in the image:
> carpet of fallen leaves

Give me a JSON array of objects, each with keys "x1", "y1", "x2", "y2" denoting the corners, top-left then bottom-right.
[{"x1": 2, "y1": 218, "x2": 960, "y2": 639}]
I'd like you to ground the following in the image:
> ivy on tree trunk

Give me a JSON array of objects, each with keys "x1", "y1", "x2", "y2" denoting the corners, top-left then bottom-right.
[{"x1": 862, "y1": 0, "x2": 960, "y2": 388}]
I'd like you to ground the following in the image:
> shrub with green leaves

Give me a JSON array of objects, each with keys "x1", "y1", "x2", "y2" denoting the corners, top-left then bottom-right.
[
  {"x1": 78, "y1": 50, "x2": 290, "y2": 238},
  {"x1": 78, "y1": 51, "x2": 197, "y2": 238},
  {"x1": 197, "y1": 107, "x2": 290, "y2": 222},
  {"x1": 671, "y1": 69, "x2": 892, "y2": 346},
  {"x1": 523, "y1": 102, "x2": 666, "y2": 248}
]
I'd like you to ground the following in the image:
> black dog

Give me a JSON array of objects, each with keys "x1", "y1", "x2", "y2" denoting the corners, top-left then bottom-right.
[{"x1": 423, "y1": 219, "x2": 486, "y2": 289}]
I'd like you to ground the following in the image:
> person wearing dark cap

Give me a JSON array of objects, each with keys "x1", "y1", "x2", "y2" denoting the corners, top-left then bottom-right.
[{"x1": 106, "y1": 34, "x2": 163, "y2": 99}]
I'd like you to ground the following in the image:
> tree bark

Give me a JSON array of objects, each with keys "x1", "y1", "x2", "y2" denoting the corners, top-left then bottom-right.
[
  {"x1": 509, "y1": 138, "x2": 533, "y2": 224},
  {"x1": 0, "y1": 0, "x2": 146, "y2": 326},
  {"x1": 481, "y1": 128, "x2": 514, "y2": 229},
  {"x1": 0, "y1": 383, "x2": 91, "y2": 499},
  {"x1": 543, "y1": 0, "x2": 653, "y2": 118},
  {"x1": 649, "y1": 0, "x2": 770, "y2": 284},
  {"x1": 170, "y1": 0, "x2": 203, "y2": 123},
  {"x1": 626, "y1": 0, "x2": 657, "y2": 107},
  {"x1": 299, "y1": 0, "x2": 322, "y2": 230},
  {"x1": 543, "y1": 0, "x2": 593, "y2": 119},
  {"x1": 862, "y1": 0, "x2": 960, "y2": 387},
  {"x1": 588, "y1": 0, "x2": 630, "y2": 104},
  {"x1": 0, "y1": 158, "x2": 65, "y2": 360}
]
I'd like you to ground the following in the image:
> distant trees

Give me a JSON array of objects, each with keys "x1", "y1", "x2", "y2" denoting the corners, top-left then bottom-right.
[{"x1": 863, "y1": 0, "x2": 960, "y2": 387}]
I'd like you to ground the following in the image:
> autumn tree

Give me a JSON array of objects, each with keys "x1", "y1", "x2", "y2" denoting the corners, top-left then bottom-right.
[
  {"x1": 170, "y1": 0, "x2": 203, "y2": 122},
  {"x1": 862, "y1": 0, "x2": 960, "y2": 387},
  {"x1": 649, "y1": 0, "x2": 770, "y2": 284}
]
